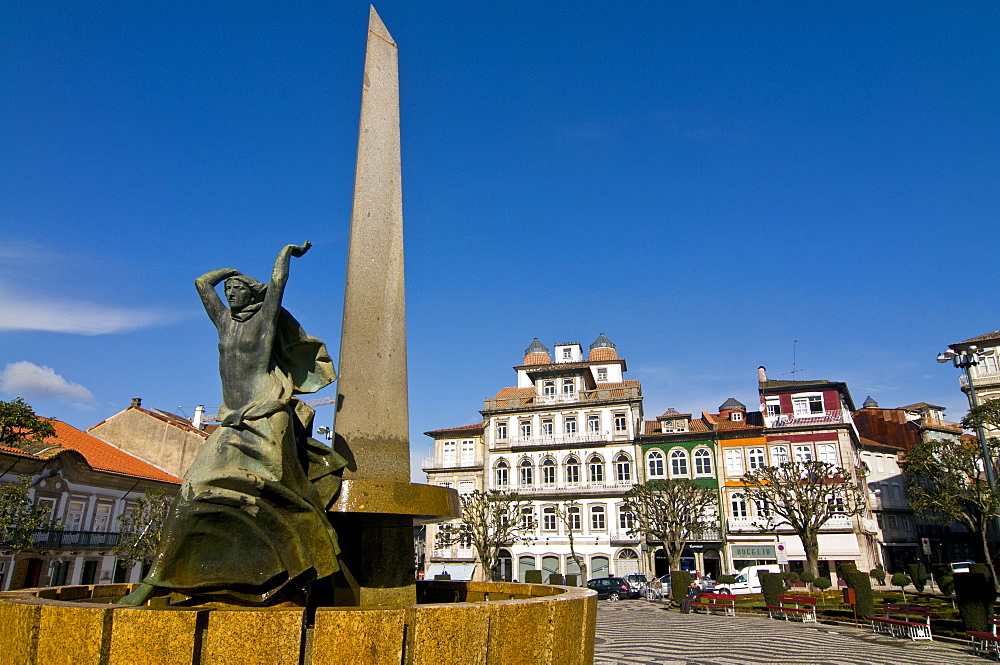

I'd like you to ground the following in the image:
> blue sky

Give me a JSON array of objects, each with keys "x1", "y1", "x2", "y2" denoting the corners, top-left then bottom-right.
[{"x1": 2, "y1": 2, "x2": 997, "y2": 481}]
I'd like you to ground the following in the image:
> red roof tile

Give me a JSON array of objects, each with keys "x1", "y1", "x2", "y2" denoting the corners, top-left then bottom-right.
[
  {"x1": 423, "y1": 422, "x2": 485, "y2": 436},
  {"x1": 952, "y1": 330, "x2": 1000, "y2": 348},
  {"x1": 588, "y1": 347, "x2": 619, "y2": 361},
  {"x1": 523, "y1": 352, "x2": 552, "y2": 366},
  {"x1": 44, "y1": 420, "x2": 180, "y2": 484}
]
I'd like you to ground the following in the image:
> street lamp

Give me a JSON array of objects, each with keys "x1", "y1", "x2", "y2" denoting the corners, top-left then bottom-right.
[{"x1": 937, "y1": 345, "x2": 998, "y2": 490}]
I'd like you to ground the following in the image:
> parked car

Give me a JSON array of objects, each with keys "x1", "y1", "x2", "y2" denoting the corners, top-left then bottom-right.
[
  {"x1": 623, "y1": 573, "x2": 648, "y2": 596},
  {"x1": 586, "y1": 577, "x2": 633, "y2": 601},
  {"x1": 714, "y1": 564, "x2": 781, "y2": 595},
  {"x1": 951, "y1": 560, "x2": 975, "y2": 574}
]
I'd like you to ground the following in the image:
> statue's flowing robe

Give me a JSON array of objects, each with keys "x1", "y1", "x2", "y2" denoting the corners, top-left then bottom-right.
[{"x1": 145, "y1": 309, "x2": 345, "y2": 604}]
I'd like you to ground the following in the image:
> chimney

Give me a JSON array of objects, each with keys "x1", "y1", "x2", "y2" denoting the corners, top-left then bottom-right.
[
  {"x1": 193, "y1": 405, "x2": 206, "y2": 430},
  {"x1": 757, "y1": 366, "x2": 767, "y2": 383},
  {"x1": 130, "y1": 398, "x2": 142, "y2": 408}
]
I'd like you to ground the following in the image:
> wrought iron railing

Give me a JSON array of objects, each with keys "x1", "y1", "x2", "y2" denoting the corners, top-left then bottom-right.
[
  {"x1": 2, "y1": 529, "x2": 122, "y2": 549},
  {"x1": 763, "y1": 410, "x2": 848, "y2": 429}
]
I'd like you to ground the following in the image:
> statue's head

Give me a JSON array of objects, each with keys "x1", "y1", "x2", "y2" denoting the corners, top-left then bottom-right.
[{"x1": 224, "y1": 275, "x2": 267, "y2": 313}]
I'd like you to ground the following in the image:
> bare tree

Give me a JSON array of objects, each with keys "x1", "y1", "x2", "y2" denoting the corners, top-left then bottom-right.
[
  {"x1": 113, "y1": 488, "x2": 171, "y2": 571},
  {"x1": 437, "y1": 490, "x2": 533, "y2": 581},
  {"x1": 554, "y1": 500, "x2": 587, "y2": 581},
  {"x1": 740, "y1": 460, "x2": 866, "y2": 578},
  {"x1": 622, "y1": 479, "x2": 718, "y2": 572}
]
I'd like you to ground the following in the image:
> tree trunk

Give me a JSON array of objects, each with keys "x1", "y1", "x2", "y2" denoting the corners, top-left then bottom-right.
[
  {"x1": 800, "y1": 530, "x2": 820, "y2": 578},
  {"x1": 977, "y1": 518, "x2": 1000, "y2": 593}
]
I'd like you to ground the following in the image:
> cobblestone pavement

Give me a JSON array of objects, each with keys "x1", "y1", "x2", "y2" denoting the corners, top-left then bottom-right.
[{"x1": 593, "y1": 600, "x2": 988, "y2": 665}]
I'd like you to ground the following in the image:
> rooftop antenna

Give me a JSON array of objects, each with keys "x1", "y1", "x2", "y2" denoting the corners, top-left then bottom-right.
[{"x1": 791, "y1": 339, "x2": 802, "y2": 378}]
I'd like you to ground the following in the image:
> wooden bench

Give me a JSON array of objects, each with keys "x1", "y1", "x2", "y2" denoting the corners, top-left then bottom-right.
[
  {"x1": 691, "y1": 592, "x2": 738, "y2": 616},
  {"x1": 766, "y1": 594, "x2": 818, "y2": 623},
  {"x1": 967, "y1": 614, "x2": 1000, "y2": 658},
  {"x1": 870, "y1": 604, "x2": 933, "y2": 641}
]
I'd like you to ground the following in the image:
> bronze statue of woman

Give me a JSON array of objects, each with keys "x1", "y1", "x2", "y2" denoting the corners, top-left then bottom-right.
[{"x1": 120, "y1": 241, "x2": 346, "y2": 606}]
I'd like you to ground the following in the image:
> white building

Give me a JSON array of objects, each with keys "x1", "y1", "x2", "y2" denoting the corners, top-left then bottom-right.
[{"x1": 477, "y1": 334, "x2": 644, "y2": 583}]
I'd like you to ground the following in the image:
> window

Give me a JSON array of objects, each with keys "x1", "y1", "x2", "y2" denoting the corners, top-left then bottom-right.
[
  {"x1": 565, "y1": 457, "x2": 581, "y2": 484},
  {"x1": 619, "y1": 508, "x2": 634, "y2": 530},
  {"x1": 519, "y1": 459, "x2": 533, "y2": 485},
  {"x1": 543, "y1": 380, "x2": 555, "y2": 396},
  {"x1": 562, "y1": 347, "x2": 572, "y2": 359},
  {"x1": 564, "y1": 416, "x2": 577, "y2": 434},
  {"x1": 496, "y1": 421, "x2": 508, "y2": 440},
  {"x1": 829, "y1": 495, "x2": 846, "y2": 513},
  {"x1": 613, "y1": 413, "x2": 627, "y2": 433},
  {"x1": 981, "y1": 354, "x2": 1000, "y2": 375},
  {"x1": 647, "y1": 450, "x2": 665, "y2": 477},
  {"x1": 562, "y1": 378, "x2": 575, "y2": 394},
  {"x1": 792, "y1": 394, "x2": 824, "y2": 416},
  {"x1": 730, "y1": 494, "x2": 748, "y2": 518},
  {"x1": 597, "y1": 367, "x2": 608, "y2": 381},
  {"x1": 461, "y1": 439, "x2": 475, "y2": 464},
  {"x1": 818, "y1": 444, "x2": 837, "y2": 465},
  {"x1": 521, "y1": 507, "x2": 535, "y2": 531},
  {"x1": 587, "y1": 415, "x2": 601, "y2": 433},
  {"x1": 495, "y1": 461, "x2": 509, "y2": 486},
  {"x1": 724, "y1": 449, "x2": 744, "y2": 476},
  {"x1": 771, "y1": 445, "x2": 789, "y2": 464},
  {"x1": 542, "y1": 507, "x2": 557, "y2": 531},
  {"x1": 442, "y1": 440, "x2": 456, "y2": 464},
  {"x1": 541, "y1": 418, "x2": 553, "y2": 436},
  {"x1": 458, "y1": 480, "x2": 474, "y2": 494},
  {"x1": 670, "y1": 450, "x2": 688, "y2": 476},
  {"x1": 615, "y1": 454, "x2": 631, "y2": 482},
  {"x1": 901, "y1": 515, "x2": 912, "y2": 530},
  {"x1": 765, "y1": 399, "x2": 781, "y2": 417},
  {"x1": 753, "y1": 498, "x2": 770, "y2": 517},
  {"x1": 694, "y1": 448, "x2": 712, "y2": 475},
  {"x1": 542, "y1": 459, "x2": 556, "y2": 485},
  {"x1": 567, "y1": 505, "x2": 582, "y2": 531},
  {"x1": 731, "y1": 411, "x2": 743, "y2": 421},
  {"x1": 93, "y1": 503, "x2": 113, "y2": 532},
  {"x1": 747, "y1": 448, "x2": 766, "y2": 470},
  {"x1": 520, "y1": 420, "x2": 531, "y2": 438},
  {"x1": 794, "y1": 445, "x2": 813, "y2": 463},
  {"x1": 589, "y1": 456, "x2": 604, "y2": 482},
  {"x1": 591, "y1": 505, "x2": 606, "y2": 530},
  {"x1": 66, "y1": 499, "x2": 87, "y2": 530},
  {"x1": 886, "y1": 514, "x2": 898, "y2": 529}
]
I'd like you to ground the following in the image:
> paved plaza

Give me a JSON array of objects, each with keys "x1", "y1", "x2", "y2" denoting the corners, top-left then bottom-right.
[{"x1": 593, "y1": 600, "x2": 988, "y2": 665}]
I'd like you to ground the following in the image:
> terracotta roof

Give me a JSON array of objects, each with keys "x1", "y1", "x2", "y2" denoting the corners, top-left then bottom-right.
[
  {"x1": 494, "y1": 387, "x2": 535, "y2": 400},
  {"x1": 523, "y1": 352, "x2": 552, "y2": 366},
  {"x1": 0, "y1": 445, "x2": 41, "y2": 459},
  {"x1": 588, "y1": 347, "x2": 619, "y2": 361},
  {"x1": 44, "y1": 420, "x2": 180, "y2": 484},
  {"x1": 899, "y1": 402, "x2": 945, "y2": 411},
  {"x1": 423, "y1": 422, "x2": 485, "y2": 436},
  {"x1": 759, "y1": 379, "x2": 835, "y2": 389},
  {"x1": 951, "y1": 330, "x2": 1000, "y2": 349}
]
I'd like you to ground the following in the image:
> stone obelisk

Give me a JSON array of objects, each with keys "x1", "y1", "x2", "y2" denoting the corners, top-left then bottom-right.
[{"x1": 330, "y1": 6, "x2": 446, "y2": 607}]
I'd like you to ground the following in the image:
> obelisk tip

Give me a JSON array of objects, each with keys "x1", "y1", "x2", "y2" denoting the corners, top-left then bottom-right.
[{"x1": 368, "y1": 6, "x2": 396, "y2": 46}]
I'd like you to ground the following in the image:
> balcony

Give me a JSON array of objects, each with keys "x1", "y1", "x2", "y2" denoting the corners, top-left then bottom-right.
[
  {"x1": 727, "y1": 515, "x2": 854, "y2": 533},
  {"x1": 429, "y1": 546, "x2": 476, "y2": 561},
  {"x1": 422, "y1": 454, "x2": 483, "y2": 470},
  {"x1": 763, "y1": 410, "x2": 848, "y2": 429},
  {"x1": 496, "y1": 432, "x2": 611, "y2": 450},
  {"x1": 961, "y1": 370, "x2": 1000, "y2": 389},
  {"x1": 501, "y1": 480, "x2": 634, "y2": 496},
  {"x1": 609, "y1": 529, "x2": 640, "y2": 543},
  {"x1": 483, "y1": 386, "x2": 642, "y2": 412},
  {"x1": 3, "y1": 530, "x2": 122, "y2": 549}
]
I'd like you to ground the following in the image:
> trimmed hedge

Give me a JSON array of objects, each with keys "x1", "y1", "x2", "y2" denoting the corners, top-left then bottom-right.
[
  {"x1": 907, "y1": 563, "x2": 928, "y2": 593},
  {"x1": 931, "y1": 565, "x2": 954, "y2": 597},
  {"x1": 843, "y1": 571, "x2": 874, "y2": 619},
  {"x1": 954, "y1": 572, "x2": 997, "y2": 632},
  {"x1": 564, "y1": 574, "x2": 579, "y2": 587},
  {"x1": 759, "y1": 571, "x2": 784, "y2": 607},
  {"x1": 798, "y1": 571, "x2": 816, "y2": 585},
  {"x1": 670, "y1": 570, "x2": 692, "y2": 605},
  {"x1": 548, "y1": 573, "x2": 565, "y2": 585},
  {"x1": 524, "y1": 570, "x2": 543, "y2": 584}
]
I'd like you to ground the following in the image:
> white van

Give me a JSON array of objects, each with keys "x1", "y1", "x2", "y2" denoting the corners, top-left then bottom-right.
[{"x1": 716, "y1": 564, "x2": 782, "y2": 595}]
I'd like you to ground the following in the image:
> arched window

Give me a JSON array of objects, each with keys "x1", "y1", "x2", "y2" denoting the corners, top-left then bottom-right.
[
  {"x1": 670, "y1": 450, "x2": 688, "y2": 476},
  {"x1": 520, "y1": 506, "x2": 535, "y2": 531},
  {"x1": 542, "y1": 458, "x2": 556, "y2": 485},
  {"x1": 818, "y1": 443, "x2": 838, "y2": 465},
  {"x1": 647, "y1": 450, "x2": 665, "y2": 477},
  {"x1": 565, "y1": 457, "x2": 580, "y2": 484},
  {"x1": 567, "y1": 505, "x2": 582, "y2": 531},
  {"x1": 747, "y1": 448, "x2": 766, "y2": 470},
  {"x1": 542, "y1": 506, "x2": 557, "y2": 531},
  {"x1": 770, "y1": 445, "x2": 789, "y2": 464},
  {"x1": 694, "y1": 448, "x2": 712, "y2": 475},
  {"x1": 590, "y1": 505, "x2": 606, "y2": 530},
  {"x1": 519, "y1": 459, "x2": 533, "y2": 486},
  {"x1": 724, "y1": 449, "x2": 744, "y2": 477},
  {"x1": 589, "y1": 455, "x2": 604, "y2": 482},
  {"x1": 794, "y1": 445, "x2": 813, "y2": 463},
  {"x1": 615, "y1": 454, "x2": 631, "y2": 482},
  {"x1": 495, "y1": 460, "x2": 509, "y2": 486}
]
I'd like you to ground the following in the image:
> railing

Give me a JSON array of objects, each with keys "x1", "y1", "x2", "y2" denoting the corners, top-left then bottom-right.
[
  {"x1": 6, "y1": 530, "x2": 122, "y2": 549},
  {"x1": 919, "y1": 416, "x2": 962, "y2": 430},
  {"x1": 961, "y1": 371, "x2": 1000, "y2": 388},
  {"x1": 608, "y1": 529, "x2": 640, "y2": 543},
  {"x1": 861, "y1": 517, "x2": 880, "y2": 534},
  {"x1": 499, "y1": 432, "x2": 610, "y2": 449},
  {"x1": 763, "y1": 410, "x2": 848, "y2": 429},
  {"x1": 483, "y1": 386, "x2": 642, "y2": 412},
  {"x1": 505, "y1": 480, "x2": 634, "y2": 495},
  {"x1": 727, "y1": 515, "x2": 853, "y2": 533},
  {"x1": 429, "y1": 546, "x2": 476, "y2": 561},
  {"x1": 421, "y1": 455, "x2": 483, "y2": 470}
]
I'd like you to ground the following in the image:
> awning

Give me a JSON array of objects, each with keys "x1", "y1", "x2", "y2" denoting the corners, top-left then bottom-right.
[{"x1": 425, "y1": 563, "x2": 475, "y2": 580}]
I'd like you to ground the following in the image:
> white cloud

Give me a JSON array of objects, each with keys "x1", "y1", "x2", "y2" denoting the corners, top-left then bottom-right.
[
  {"x1": 0, "y1": 361, "x2": 95, "y2": 407},
  {"x1": 0, "y1": 291, "x2": 176, "y2": 335}
]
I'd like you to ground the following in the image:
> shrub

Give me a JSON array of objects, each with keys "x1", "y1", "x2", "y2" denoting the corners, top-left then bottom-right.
[
  {"x1": 759, "y1": 571, "x2": 784, "y2": 607},
  {"x1": 670, "y1": 570, "x2": 692, "y2": 606},
  {"x1": 564, "y1": 574, "x2": 579, "y2": 587},
  {"x1": 813, "y1": 577, "x2": 831, "y2": 590},
  {"x1": 548, "y1": 573, "x2": 565, "y2": 585},
  {"x1": 890, "y1": 572, "x2": 911, "y2": 601},
  {"x1": 843, "y1": 571, "x2": 875, "y2": 619},
  {"x1": 931, "y1": 565, "x2": 954, "y2": 597},
  {"x1": 782, "y1": 571, "x2": 800, "y2": 584},
  {"x1": 907, "y1": 563, "x2": 928, "y2": 593},
  {"x1": 716, "y1": 574, "x2": 737, "y2": 586},
  {"x1": 524, "y1": 570, "x2": 543, "y2": 584},
  {"x1": 868, "y1": 568, "x2": 886, "y2": 585},
  {"x1": 954, "y1": 572, "x2": 998, "y2": 632},
  {"x1": 798, "y1": 571, "x2": 816, "y2": 585}
]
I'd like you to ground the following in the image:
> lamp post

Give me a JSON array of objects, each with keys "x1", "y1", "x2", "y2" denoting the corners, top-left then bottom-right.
[{"x1": 937, "y1": 345, "x2": 998, "y2": 490}]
